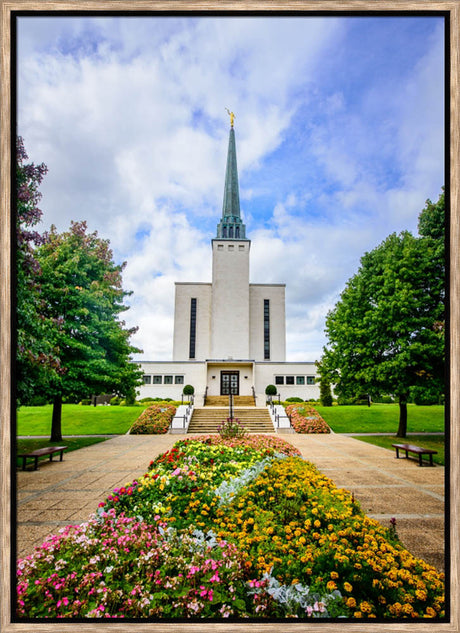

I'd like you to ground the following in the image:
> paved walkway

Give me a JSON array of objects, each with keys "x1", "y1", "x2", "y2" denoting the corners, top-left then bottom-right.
[{"x1": 16, "y1": 433, "x2": 445, "y2": 572}]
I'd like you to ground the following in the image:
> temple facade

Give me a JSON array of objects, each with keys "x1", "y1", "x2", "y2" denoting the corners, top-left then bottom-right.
[{"x1": 136, "y1": 120, "x2": 320, "y2": 403}]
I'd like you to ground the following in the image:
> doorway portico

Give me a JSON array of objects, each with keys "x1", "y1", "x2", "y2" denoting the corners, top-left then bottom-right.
[{"x1": 206, "y1": 361, "x2": 254, "y2": 397}]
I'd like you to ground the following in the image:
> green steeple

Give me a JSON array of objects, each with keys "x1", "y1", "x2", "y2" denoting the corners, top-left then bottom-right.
[{"x1": 216, "y1": 123, "x2": 248, "y2": 240}]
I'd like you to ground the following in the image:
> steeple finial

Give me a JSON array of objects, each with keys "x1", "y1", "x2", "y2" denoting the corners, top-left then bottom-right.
[{"x1": 226, "y1": 108, "x2": 235, "y2": 127}]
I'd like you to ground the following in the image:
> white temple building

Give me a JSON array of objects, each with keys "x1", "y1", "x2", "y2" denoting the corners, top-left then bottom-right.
[{"x1": 137, "y1": 118, "x2": 320, "y2": 405}]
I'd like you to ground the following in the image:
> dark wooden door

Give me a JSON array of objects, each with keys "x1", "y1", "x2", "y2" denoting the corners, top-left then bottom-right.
[{"x1": 220, "y1": 371, "x2": 239, "y2": 395}]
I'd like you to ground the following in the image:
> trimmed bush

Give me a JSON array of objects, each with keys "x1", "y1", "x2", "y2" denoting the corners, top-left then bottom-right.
[
  {"x1": 265, "y1": 384, "x2": 277, "y2": 396},
  {"x1": 285, "y1": 397, "x2": 304, "y2": 403},
  {"x1": 183, "y1": 384, "x2": 194, "y2": 396}
]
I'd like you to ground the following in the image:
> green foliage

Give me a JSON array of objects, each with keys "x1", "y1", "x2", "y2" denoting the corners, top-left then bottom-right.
[
  {"x1": 265, "y1": 384, "x2": 277, "y2": 396},
  {"x1": 319, "y1": 375, "x2": 333, "y2": 407},
  {"x1": 410, "y1": 385, "x2": 444, "y2": 406},
  {"x1": 285, "y1": 397, "x2": 304, "y2": 403},
  {"x1": 110, "y1": 396, "x2": 121, "y2": 405},
  {"x1": 182, "y1": 384, "x2": 194, "y2": 395},
  {"x1": 321, "y1": 191, "x2": 445, "y2": 436},
  {"x1": 35, "y1": 221, "x2": 143, "y2": 439},
  {"x1": 80, "y1": 399, "x2": 91, "y2": 406}
]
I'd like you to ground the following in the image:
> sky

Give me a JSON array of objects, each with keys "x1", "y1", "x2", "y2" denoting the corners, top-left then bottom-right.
[{"x1": 16, "y1": 14, "x2": 445, "y2": 362}]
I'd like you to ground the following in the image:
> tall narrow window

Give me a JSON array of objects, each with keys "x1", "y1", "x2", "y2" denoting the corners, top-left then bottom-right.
[
  {"x1": 235, "y1": 226, "x2": 240, "y2": 238},
  {"x1": 264, "y1": 299, "x2": 270, "y2": 360},
  {"x1": 189, "y1": 298, "x2": 197, "y2": 359}
]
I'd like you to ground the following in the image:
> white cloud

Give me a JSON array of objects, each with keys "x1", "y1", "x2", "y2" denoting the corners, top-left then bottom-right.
[{"x1": 16, "y1": 16, "x2": 444, "y2": 363}]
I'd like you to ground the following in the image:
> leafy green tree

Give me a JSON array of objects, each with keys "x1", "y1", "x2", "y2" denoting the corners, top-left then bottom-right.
[
  {"x1": 36, "y1": 221, "x2": 143, "y2": 441},
  {"x1": 321, "y1": 192, "x2": 445, "y2": 437},
  {"x1": 15, "y1": 137, "x2": 62, "y2": 405}
]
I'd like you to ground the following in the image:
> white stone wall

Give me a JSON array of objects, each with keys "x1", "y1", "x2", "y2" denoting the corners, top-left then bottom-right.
[
  {"x1": 211, "y1": 240, "x2": 250, "y2": 359},
  {"x1": 172, "y1": 283, "x2": 211, "y2": 361},
  {"x1": 249, "y1": 284, "x2": 286, "y2": 362},
  {"x1": 254, "y1": 362, "x2": 320, "y2": 402},
  {"x1": 206, "y1": 363, "x2": 254, "y2": 396},
  {"x1": 137, "y1": 361, "x2": 207, "y2": 401}
]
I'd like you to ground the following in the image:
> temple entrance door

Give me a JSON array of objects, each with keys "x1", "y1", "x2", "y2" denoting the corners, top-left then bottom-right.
[{"x1": 220, "y1": 371, "x2": 239, "y2": 396}]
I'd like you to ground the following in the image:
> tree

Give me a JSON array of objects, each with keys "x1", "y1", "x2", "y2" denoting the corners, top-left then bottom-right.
[
  {"x1": 320, "y1": 192, "x2": 445, "y2": 437},
  {"x1": 319, "y1": 376, "x2": 333, "y2": 407},
  {"x1": 15, "y1": 137, "x2": 62, "y2": 405},
  {"x1": 36, "y1": 221, "x2": 143, "y2": 441}
]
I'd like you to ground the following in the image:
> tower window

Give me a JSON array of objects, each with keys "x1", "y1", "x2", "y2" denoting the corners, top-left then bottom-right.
[
  {"x1": 264, "y1": 299, "x2": 270, "y2": 360},
  {"x1": 189, "y1": 298, "x2": 197, "y2": 359},
  {"x1": 222, "y1": 226, "x2": 227, "y2": 237},
  {"x1": 229, "y1": 226, "x2": 234, "y2": 238},
  {"x1": 235, "y1": 226, "x2": 240, "y2": 238}
]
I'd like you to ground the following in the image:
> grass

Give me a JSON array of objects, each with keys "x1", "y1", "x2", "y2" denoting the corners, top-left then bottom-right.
[
  {"x1": 314, "y1": 403, "x2": 445, "y2": 434},
  {"x1": 16, "y1": 437, "x2": 110, "y2": 469},
  {"x1": 16, "y1": 404, "x2": 149, "y2": 436},
  {"x1": 351, "y1": 434, "x2": 445, "y2": 466}
]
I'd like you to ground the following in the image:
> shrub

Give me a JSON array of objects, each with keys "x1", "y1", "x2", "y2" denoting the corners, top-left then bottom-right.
[
  {"x1": 285, "y1": 397, "x2": 304, "y2": 403},
  {"x1": 265, "y1": 384, "x2": 277, "y2": 396},
  {"x1": 110, "y1": 396, "x2": 122, "y2": 406},
  {"x1": 183, "y1": 384, "x2": 194, "y2": 396},
  {"x1": 130, "y1": 404, "x2": 176, "y2": 434},
  {"x1": 410, "y1": 385, "x2": 444, "y2": 406},
  {"x1": 80, "y1": 399, "x2": 91, "y2": 406},
  {"x1": 319, "y1": 377, "x2": 333, "y2": 407}
]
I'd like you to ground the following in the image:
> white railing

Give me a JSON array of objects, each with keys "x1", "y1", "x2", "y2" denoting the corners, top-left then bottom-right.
[
  {"x1": 267, "y1": 401, "x2": 292, "y2": 431},
  {"x1": 170, "y1": 400, "x2": 195, "y2": 433}
]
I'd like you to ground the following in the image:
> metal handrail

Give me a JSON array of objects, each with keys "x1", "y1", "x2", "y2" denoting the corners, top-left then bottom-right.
[
  {"x1": 229, "y1": 393, "x2": 234, "y2": 420},
  {"x1": 252, "y1": 386, "x2": 256, "y2": 406},
  {"x1": 204, "y1": 386, "x2": 208, "y2": 406}
]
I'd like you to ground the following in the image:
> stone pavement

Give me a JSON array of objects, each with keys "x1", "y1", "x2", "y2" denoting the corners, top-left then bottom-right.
[{"x1": 16, "y1": 433, "x2": 445, "y2": 572}]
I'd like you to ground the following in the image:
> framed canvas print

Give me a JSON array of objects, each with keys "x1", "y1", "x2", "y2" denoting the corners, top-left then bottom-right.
[{"x1": 1, "y1": 1, "x2": 458, "y2": 631}]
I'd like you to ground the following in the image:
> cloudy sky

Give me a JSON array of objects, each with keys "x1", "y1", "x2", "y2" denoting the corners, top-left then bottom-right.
[{"x1": 16, "y1": 14, "x2": 445, "y2": 362}]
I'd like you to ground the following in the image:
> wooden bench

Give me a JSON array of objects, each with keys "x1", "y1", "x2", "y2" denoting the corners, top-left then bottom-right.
[
  {"x1": 19, "y1": 446, "x2": 68, "y2": 471},
  {"x1": 392, "y1": 443, "x2": 437, "y2": 467}
]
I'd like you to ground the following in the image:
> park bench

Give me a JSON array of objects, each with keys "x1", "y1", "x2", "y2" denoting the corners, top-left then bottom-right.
[
  {"x1": 19, "y1": 446, "x2": 68, "y2": 471},
  {"x1": 391, "y1": 443, "x2": 437, "y2": 467}
]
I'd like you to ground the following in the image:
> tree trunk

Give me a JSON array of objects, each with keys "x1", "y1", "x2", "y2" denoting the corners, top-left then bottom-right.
[
  {"x1": 396, "y1": 394, "x2": 408, "y2": 438},
  {"x1": 50, "y1": 394, "x2": 63, "y2": 442}
]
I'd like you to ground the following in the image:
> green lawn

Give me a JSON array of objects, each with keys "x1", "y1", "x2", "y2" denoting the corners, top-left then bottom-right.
[
  {"x1": 16, "y1": 404, "x2": 149, "y2": 436},
  {"x1": 351, "y1": 434, "x2": 445, "y2": 466},
  {"x1": 16, "y1": 437, "x2": 110, "y2": 469},
  {"x1": 315, "y1": 403, "x2": 445, "y2": 434}
]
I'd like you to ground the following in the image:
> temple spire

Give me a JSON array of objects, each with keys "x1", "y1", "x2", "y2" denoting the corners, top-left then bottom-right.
[{"x1": 216, "y1": 115, "x2": 248, "y2": 240}]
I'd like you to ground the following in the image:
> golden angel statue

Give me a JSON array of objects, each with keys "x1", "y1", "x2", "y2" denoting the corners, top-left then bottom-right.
[{"x1": 226, "y1": 108, "x2": 235, "y2": 127}]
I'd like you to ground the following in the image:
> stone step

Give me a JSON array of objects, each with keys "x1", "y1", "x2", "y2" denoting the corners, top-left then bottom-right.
[
  {"x1": 204, "y1": 395, "x2": 255, "y2": 407},
  {"x1": 188, "y1": 407, "x2": 274, "y2": 434}
]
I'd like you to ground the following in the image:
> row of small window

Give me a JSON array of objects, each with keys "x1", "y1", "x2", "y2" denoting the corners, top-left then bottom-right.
[
  {"x1": 143, "y1": 375, "x2": 184, "y2": 385},
  {"x1": 217, "y1": 243, "x2": 246, "y2": 251},
  {"x1": 275, "y1": 375, "x2": 316, "y2": 385}
]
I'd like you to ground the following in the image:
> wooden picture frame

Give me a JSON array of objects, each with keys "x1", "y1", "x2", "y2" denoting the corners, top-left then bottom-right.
[{"x1": 1, "y1": 2, "x2": 458, "y2": 631}]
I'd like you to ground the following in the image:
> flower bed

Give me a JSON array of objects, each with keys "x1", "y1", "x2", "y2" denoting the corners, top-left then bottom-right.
[
  {"x1": 17, "y1": 435, "x2": 444, "y2": 620},
  {"x1": 129, "y1": 404, "x2": 176, "y2": 434},
  {"x1": 286, "y1": 404, "x2": 331, "y2": 433}
]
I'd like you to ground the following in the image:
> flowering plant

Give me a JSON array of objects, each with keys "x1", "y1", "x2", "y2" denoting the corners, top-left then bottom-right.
[
  {"x1": 130, "y1": 404, "x2": 176, "y2": 434},
  {"x1": 286, "y1": 404, "x2": 331, "y2": 433},
  {"x1": 217, "y1": 417, "x2": 247, "y2": 439},
  {"x1": 18, "y1": 434, "x2": 445, "y2": 620}
]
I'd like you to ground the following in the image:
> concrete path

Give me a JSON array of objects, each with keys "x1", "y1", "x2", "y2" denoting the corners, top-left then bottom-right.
[{"x1": 16, "y1": 433, "x2": 445, "y2": 572}]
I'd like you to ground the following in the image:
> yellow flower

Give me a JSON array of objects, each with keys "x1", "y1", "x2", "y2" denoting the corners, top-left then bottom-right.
[
  {"x1": 326, "y1": 581, "x2": 337, "y2": 591},
  {"x1": 343, "y1": 582, "x2": 353, "y2": 593},
  {"x1": 346, "y1": 597, "x2": 356, "y2": 609},
  {"x1": 359, "y1": 601, "x2": 372, "y2": 613},
  {"x1": 330, "y1": 571, "x2": 339, "y2": 580}
]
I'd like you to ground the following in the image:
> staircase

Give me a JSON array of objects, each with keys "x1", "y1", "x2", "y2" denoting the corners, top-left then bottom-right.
[
  {"x1": 187, "y1": 407, "x2": 274, "y2": 434},
  {"x1": 205, "y1": 395, "x2": 255, "y2": 407}
]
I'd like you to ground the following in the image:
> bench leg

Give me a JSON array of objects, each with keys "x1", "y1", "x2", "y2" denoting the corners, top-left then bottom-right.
[
  {"x1": 34, "y1": 456, "x2": 39, "y2": 471},
  {"x1": 395, "y1": 448, "x2": 400, "y2": 459},
  {"x1": 59, "y1": 451, "x2": 64, "y2": 461},
  {"x1": 22, "y1": 457, "x2": 27, "y2": 471},
  {"x1": 418, "y1": 453, "x2": 423, "y2": 467}
]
